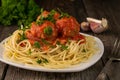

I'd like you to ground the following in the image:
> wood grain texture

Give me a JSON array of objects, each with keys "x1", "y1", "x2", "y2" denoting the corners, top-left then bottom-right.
[
  {"x1": 83, "y1": 0, "x2": 120, "y2": 79},
  {"x1": 0, "y1": 60, "x2": 6, "y2": 80},
  {"x1": 0, "y1": 0, "x2": 120, "y2": 80},
  {"x1": 4, "y1": 61, "x2": 103, "y2": 80},
  {"x1": 0, "y1": 26, "x2": 17, "y2": 80},
  {"x1": 83, "y1": 0, "x2": 118, "y2": 62}
]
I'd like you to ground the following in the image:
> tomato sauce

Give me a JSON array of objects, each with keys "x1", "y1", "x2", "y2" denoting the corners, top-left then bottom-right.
[{"x1": 25, "y1": 10, "x2": 85, "y2": 50}]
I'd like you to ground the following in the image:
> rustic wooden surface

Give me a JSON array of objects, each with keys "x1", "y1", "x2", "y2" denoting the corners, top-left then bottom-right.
[{"x1": 0, "y1": 0, "x2": 120, "y2": 80}]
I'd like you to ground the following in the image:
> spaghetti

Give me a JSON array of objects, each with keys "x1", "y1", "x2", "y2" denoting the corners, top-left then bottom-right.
[{"x1": 3, "y1": 30, "x2": 97, "y2": 69}]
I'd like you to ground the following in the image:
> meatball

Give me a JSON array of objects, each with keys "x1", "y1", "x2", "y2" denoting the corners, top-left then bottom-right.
[
  {"x1": 56, "y1": 16, "x2": 80, "y2": 37},
  {"x1": 26, "y1": 21, "x2": 58, "y2": 41},
  {"x1": 36, "y1": 21, "x2": 58, "y2": 39}
]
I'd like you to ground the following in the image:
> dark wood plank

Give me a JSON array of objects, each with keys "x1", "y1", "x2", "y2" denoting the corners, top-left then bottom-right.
[
  {"x1": 83, "y1": 0, "x2": 120, "y2": 79},
  {"x1": 0, "y1": 26, "x2": 17, "y2": 80},
  {"x1": 83, "y1": 0, "x2": 118, "y2": 61},
  {"x1": 0, "y1": 26, "x2": 6, "y2": 80},
  {"x1": 0, "y1": 62, "x2": 6, "y2": 80},
  {"x1": 5, "y1": 61, "x2": 103, "y2": 80},
  {"x1": 102, "y1": 0, "x2": 120, "y2": 37}
]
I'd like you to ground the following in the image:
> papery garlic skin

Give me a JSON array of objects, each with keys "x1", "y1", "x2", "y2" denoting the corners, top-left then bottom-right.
[
  {"x1": 101, "y1": 18, "x2": 108, "y2": 30},
  {"x1": 81, "y1": 22, "x2": 90, "y2": 31},
  {"x1": 87, "y1": 17, "x2": 101, "y2": 24}
]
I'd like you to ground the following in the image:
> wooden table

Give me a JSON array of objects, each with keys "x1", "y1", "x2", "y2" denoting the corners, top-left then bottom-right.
[{"x1": 0, "y1": 0, "x2": 120, "y2": 80}]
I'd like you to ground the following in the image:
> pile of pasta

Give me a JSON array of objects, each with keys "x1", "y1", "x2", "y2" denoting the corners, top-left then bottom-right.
[{"x1": 3, "y1": 9, "x2": 98, "y2": 69}]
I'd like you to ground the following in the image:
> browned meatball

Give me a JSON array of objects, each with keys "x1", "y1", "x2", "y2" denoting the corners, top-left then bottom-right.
[
  {"x1": 56, "y1": 16, "x2": 80, "y2": 37},
  {"x1": 26, "y1": 21, "x2": 58, "y2": 41}
]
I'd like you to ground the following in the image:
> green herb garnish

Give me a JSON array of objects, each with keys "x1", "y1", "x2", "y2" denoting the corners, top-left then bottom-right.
[
  {"x1": 82, "y1": 49, "x2": 88, "y2": 52},
  {"x1": 36, "y1": 9, "x2": 56, "y2": 24},
  {"x1": 18, "y1": 33, "x2": 26, "y2": 41},
  {"x1": 56, "y1": 41, "x2": 61, "y2": 45},
  {"x1": 40, "y1": 8, "x2": 44, "y2": 13},
  {"x1": 33, "y1": 41, "x2": 41, "y2": 48},
  {"x1": 41, "y1": 39, "x2": 49, "y2": 45},
  {"x1": 0, "y1": 0, "x2": 41, "y2": 26},
  {"x1": 61, "y1": 45, "x2": 68, "y2": 50},
  {"x1": 44, "y1": 26, "x2": 53, "y2": 35},
  {"x1": 36, "y1": 15, "x2": 44, "y2": 25},
  {"x1": 56, "y1": 41, "x2": 68, "y2": 50},
  {"x1": 42, "y1": 59, "x2": 49, "y2": 63},
  {"x1": 36, "y1": 59, "x2": 42, "y2": 64},
  {"x1": 59, "y1": 12, "x2": 70, "y2": 19},
  {"x1": 44, "y1": 9, "x2": 56, "y2": 23},
  {"x1": 28, "y1": 49, "x2": 32, "y2": 54},
  {"x1": 50, "y1": 45, "x2": 56, "y2": 48},
  {"x1": 57, "y1": 8, "x2": 70, "y2": 19},
  {"x1": 36, "y1": 58, "x2": 48, "y2": 64}
]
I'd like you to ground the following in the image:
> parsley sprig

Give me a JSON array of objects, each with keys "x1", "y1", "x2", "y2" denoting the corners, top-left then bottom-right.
[
  {"x1": 57, "y1": 8, "x2": 70, "y2": 19},
  {"x1": 36, "y1": 9, "x2": 56, "y2": 25},
  {"x1": 18, "y1": 33, "x2": 26, "y2": 41},
  {"x1": 56, "y1": 41, "x2": 68, "y2": 50},
  {"x1": 44, "y1": 26, "x2": 53, "y2": 35},
  {"x1": 61, "y1": 45, "x2": 68, "y2": 50},
  {"x1": 36, "y1": 58, "x2": 48, "y2": 64},
  {"x1": 33, "y1": 41, "x2": 41, "y2": 48},
  {"x1": 41, "y1": 39, "x2": 49, "y2": 45}
]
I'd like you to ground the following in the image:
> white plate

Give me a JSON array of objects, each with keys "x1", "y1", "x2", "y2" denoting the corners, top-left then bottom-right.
[{"x1": 0, "y1": 33, "x2": 104, "y2": 72}]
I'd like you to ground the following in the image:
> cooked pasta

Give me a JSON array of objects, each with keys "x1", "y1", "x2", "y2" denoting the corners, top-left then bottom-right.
[{"x1": 3, "y1": 30, "x2": 97, "y2": 69}]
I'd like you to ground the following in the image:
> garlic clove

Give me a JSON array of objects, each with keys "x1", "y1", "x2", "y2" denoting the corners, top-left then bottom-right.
[
  {"x1": 90, "y1": 22, "x2": 105, "y2": 33},
  {"x1": 101, "y1": 18, "x2": 108, "y2": 30},
  {"x1": 80, "y1": 22, "x2": 90, "y2": 31},
  {"x1": 87, "y1": 17, "x2": 108, "y2": 33},
  {"x1": 87, "y1": 17, "x2": 101, "y2": 24}
]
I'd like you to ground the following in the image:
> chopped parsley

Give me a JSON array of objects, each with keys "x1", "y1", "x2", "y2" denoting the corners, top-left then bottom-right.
[
  {"x1": 18, "y1": 25, "x2": 30, "y2": 41},
  {"x1": 40, "y1": 8, "x2": 44, "y2": 13},
  {"x1": 41, "y1": 39, "x2": 49, "y2": 45},
  {"x1": 36, "y1": 15, "x2": 44, "y2": 25},
  {"x1": 50, "y1": 45, "x2": 56, "y2": 48},
  {"x1": 56, "y1": 41, "x2": 68, "y2": 50},
  {"x1": 36, "y1": 9, "x2": 56, "y2": 25},
  {"x1": 56, "y1": 41, "x2": 61, "y2": 45},
  {"x1": 49, "y1": 10, "x2": 56, "y2": 16},
  {"x1": 42, "y1": 59, "x2": 49, "y2": 63},
  {"x1": 61, "y1": 45, "x2": 68, "y2": 50},
  {"x1": 36, "y1": 58, "x2": 48, "y2": 64},
  {"x1": 44, "y1": 26, "x2": 53, "y2": 35},
  {"x1": 82, "y1": 49, "x2": 88, "y2": 52},
  {"x1": 28, "y1": 49, "x2": 32, "y2": 55},
  {"x1": 18, "y1": 25, "x2": 30, "y2": 31},
  {"x1": 59, "y1": 12, "x2": 70, "y2": 19},
  {"x1": 18, "y1": 33, "x2": 26, "y2": 41},
  {"x1": 36, "y1": 59, "x2": 42, "y2": 64},
  {"x1": 46, "y1": 10, "x2": 56, "y2": 23},
  {"x1": 33, "y1": 41, "x2": 41, "y2": 48},
  {"x1": 57, "y1": 8, "x2": 70, "y2": 19}
]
